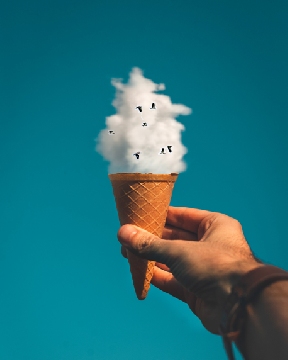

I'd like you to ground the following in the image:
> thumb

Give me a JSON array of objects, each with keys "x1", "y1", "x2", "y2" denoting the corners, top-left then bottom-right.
[{"x1": 117, "y1": 224, "x2": 170, "y2": 263}]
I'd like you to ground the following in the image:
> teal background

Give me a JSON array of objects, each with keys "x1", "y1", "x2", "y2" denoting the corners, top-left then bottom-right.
[{"x1": 1, "y1": 0, "x2": 288, "y2": 359}]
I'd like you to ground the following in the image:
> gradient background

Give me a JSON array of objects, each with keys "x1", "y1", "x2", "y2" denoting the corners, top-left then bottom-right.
[{"x1": 1, "y1": 0, "x2": 288, "y2": 359}]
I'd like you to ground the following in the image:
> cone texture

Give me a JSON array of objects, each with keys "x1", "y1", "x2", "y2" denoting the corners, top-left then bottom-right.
[{"x1": 109, "y1": 173, "x2": 178, "y2": 300}]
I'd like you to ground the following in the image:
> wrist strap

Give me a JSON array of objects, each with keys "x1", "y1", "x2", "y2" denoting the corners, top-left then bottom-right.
[{"x1": 219, "y1": 265, "x2": 288, "y2": 360}]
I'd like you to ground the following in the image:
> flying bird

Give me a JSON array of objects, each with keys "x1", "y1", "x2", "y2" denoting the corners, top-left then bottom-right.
[
  {"x1": 167, "y1": 146, "x2": 172, "y2": 152},
  {"x1": 160, "y1": 148, "x2": 166, "y2": 154},
  {"x1": 142, "y1": 122, "x2": 147, "y2": 126},
  {"x1": 108, "y1": 130, "x2": 115, "y2": 134},
  {"x1": 150, "y1": 103, "x2": 156, "y2": 109},
  {"x1": 136, "y1": 106, "x2": 142, "y2": 112},
  {"x1": 133, "y1": 152, "x2": 140, "y2": 159}
]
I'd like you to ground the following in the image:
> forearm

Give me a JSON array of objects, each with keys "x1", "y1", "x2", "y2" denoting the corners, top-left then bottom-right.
[{"x1": 236, "y1": 280, "x2": 288, "y2": 360}]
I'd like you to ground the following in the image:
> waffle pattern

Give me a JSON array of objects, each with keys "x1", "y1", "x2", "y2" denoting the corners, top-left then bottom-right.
[{"x1": 109, "y1": 173, "x2": 177, "y2": 300}]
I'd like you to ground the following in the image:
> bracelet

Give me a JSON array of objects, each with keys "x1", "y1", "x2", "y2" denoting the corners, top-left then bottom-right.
[{"x1": 219, "y1": 265, "x2": 288, "y2": 360}]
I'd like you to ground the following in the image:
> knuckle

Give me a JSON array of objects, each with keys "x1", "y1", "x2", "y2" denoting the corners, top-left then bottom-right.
[
  {"x1": 233, "y1": 218, "x2": 243, "y2": 231},
  {"x1": 224, "y1": 216, "x2": 243, "y2": 232},
  {"x1": 198, "y1": 212, "x2": 244, "y2": 239},
  {"x1": 198, "y1": 213, "x2": 219, "y2": 236}
]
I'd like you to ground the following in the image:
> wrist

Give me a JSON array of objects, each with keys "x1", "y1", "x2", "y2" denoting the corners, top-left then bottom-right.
[
  {"x1": 219, "y1": 261, "x2": 263, "y2": 309},
  {"x1": 219, "y1": 265, "x2": 288, "y2": 360},
  {"x1": 236, "y1": 279, "x2": 288, "y2": 356}
]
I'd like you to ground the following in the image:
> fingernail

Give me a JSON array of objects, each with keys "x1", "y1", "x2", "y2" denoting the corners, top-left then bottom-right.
[{"x1": 118, "y1": 224, "x2": 138, "y2": 246}]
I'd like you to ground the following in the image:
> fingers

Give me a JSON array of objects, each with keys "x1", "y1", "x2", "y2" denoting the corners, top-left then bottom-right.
[
  {"x1": 155, "y1": 262, "x2": 171, "y2": 272},
  {"x1": 120, "y1": 242, "x2": 185, "y2": 301},
  {"x1": 121, "y1": 250, "x2": 171, "y2": 273},
  {"x1": 166, "y1": 206, "x2": 212, "y2": 234},
  {"x1": 119, "y1": 246, "x2": 187, "y2": 303},
  {"x1": 117, "y1": 224, "x2": 173, "y2": 264},
  {"x1": 162, "y1": 224, "x2": 197, "y2": 241},
  {"x1": 151, "y1": 266, "x2": 187, "y2": 303}
]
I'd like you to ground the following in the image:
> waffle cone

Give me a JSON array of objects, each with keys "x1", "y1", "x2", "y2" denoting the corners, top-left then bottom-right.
[{"x1": 108, "y1": 173, "x2": 178, "y2": 300}]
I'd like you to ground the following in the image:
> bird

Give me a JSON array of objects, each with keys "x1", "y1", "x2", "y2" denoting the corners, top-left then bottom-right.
[
  {"x1": 133, "y1": 152, "x2": 140, "y2": 159},
  {"x1": 150, "y1": 103, "x2": 156, "y2": 109},
  {"x1": 136, "y1": 106, "x2": 142, "y2": 112},
  {"x1": 108, "y1": 130, "x2": 115, "y2": 134},
  {"x1": 167, "y1": 146, "x2": 172, "y2": 152},
  {"x1": 160, "y1": 148, "x2": 166, "y2": 154},
  {"x1": 142, "y1": 122, "x2": 147, "y2": 126}
]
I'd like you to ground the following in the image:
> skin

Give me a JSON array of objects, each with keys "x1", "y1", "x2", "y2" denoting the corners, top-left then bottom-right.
[{"x1": 117, "y1": 206, "x2": 262, "y2": 334}]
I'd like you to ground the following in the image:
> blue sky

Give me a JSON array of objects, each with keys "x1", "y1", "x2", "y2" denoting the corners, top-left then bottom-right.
[{"x1": 1, "y1": 0, "x2": 288, "y2": 359}]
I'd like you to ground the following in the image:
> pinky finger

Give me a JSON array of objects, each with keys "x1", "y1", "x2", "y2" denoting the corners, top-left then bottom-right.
[
  {"x1": 151, "y1": 266, "x2": 187, "y2": 303},
  {"x1": 155, "y1": 262, "x2": 171, "y2": 272}
]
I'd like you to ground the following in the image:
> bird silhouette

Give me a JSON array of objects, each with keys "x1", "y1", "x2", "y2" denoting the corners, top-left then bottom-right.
[
  {"x1": 150, "y1": 103, "x2": 156, "y2": 109},
  {"x1": 167, "y1": 146, "x2": 172, "y2": 152},
  {"x1": 160, "y1": 148, "x2": 166, "y2": 154},
  {"x1": 109, "y1": 130, "x2": 115, "y2": 134},
  {"x1": 136, "y1": 106, "x2": 142, "y2": 112},
  {"x1": 142, "y1": 122, "x2": 147, "y2": 126},
  {"x1": 133, "y1": 152, "x2": 140, "y2": 159}
]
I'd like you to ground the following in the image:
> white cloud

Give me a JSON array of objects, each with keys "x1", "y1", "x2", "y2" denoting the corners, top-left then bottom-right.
[{"x1": 96, "y1": 67, "x2": 192, "y2": 174}]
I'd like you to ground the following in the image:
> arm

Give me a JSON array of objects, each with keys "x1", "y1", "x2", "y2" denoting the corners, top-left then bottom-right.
[{"x1": 237, "y1": 280, "x2": 288, "y2": 360}]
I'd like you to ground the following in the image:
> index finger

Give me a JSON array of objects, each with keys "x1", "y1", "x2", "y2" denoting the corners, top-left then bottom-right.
[{"x1": 166, "y1": 206, "x2": 212, "y2": 234}]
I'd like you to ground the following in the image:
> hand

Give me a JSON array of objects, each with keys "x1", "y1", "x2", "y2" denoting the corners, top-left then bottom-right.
[{"x1": 117, "y1": 206, "x2": 262, "y2": 334}]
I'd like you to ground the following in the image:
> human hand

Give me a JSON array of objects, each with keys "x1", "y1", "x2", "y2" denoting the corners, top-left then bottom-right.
[{"x1": 117, "y1": 206, "x2": 262, "y2": 334}]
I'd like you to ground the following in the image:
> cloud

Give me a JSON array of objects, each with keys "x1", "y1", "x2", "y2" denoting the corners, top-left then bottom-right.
[{"x1": 96, "y1": 67, "x2": 192, "y2": 174}]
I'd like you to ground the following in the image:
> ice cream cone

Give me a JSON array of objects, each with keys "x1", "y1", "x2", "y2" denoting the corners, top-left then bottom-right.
[{"x1": 108, "y1": 173, "x2": 178, "y2": 300}]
